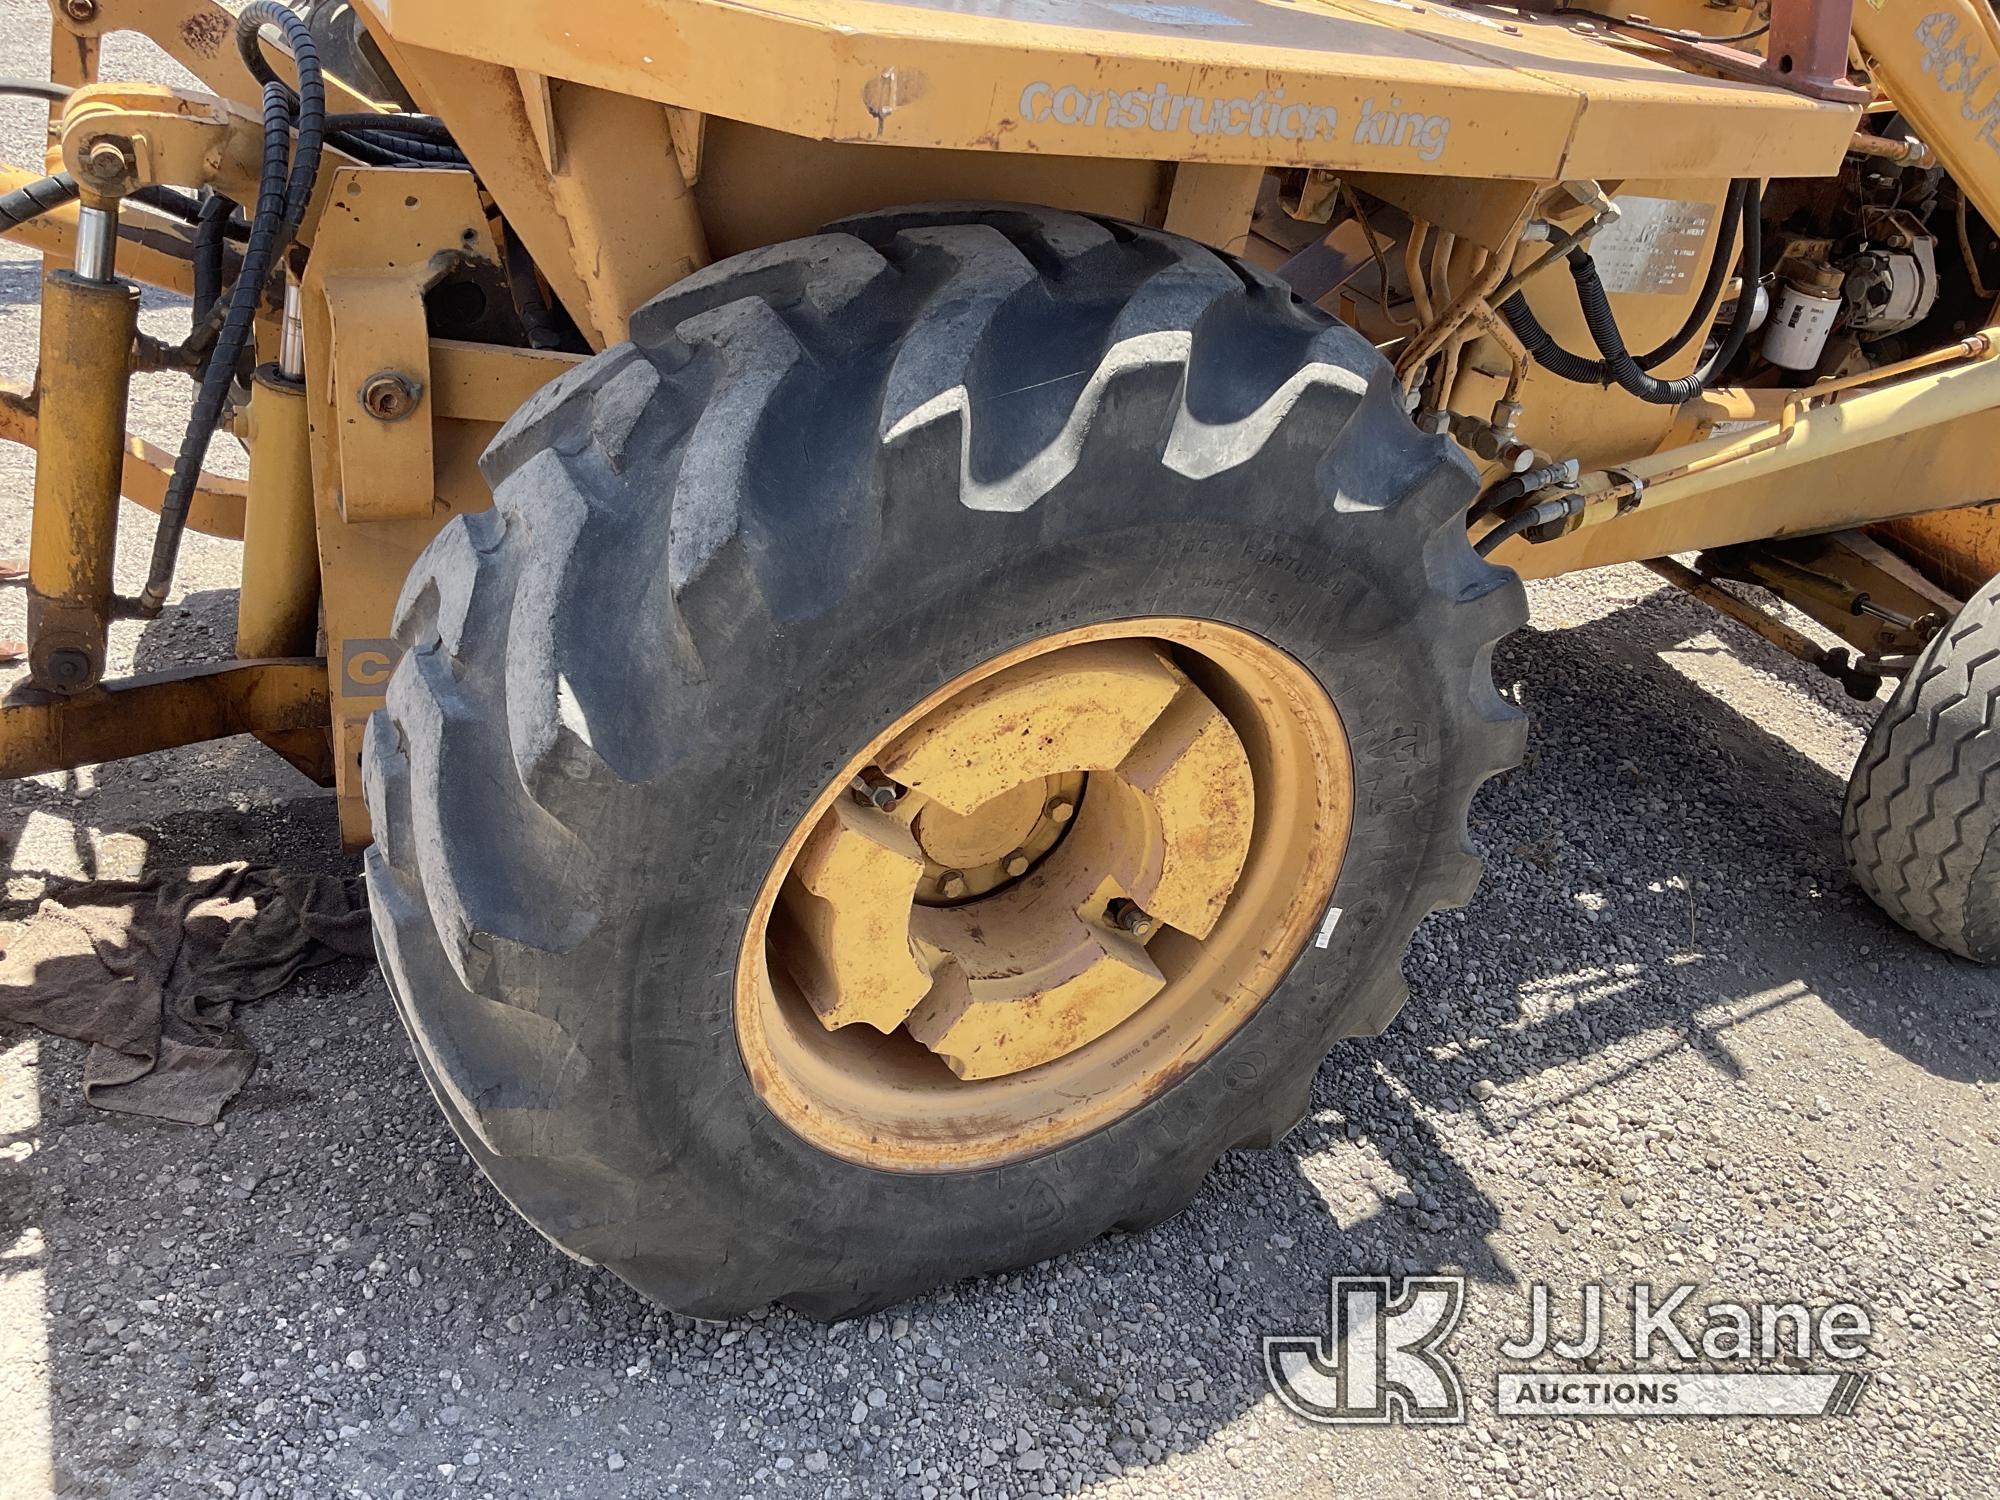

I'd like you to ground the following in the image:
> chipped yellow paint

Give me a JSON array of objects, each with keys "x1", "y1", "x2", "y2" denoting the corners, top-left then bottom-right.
[
  {"x1": 1116, "y1": 687, "x2": 1254, "y2": 941},
  {"x1": 779, "y1": 631, "x2": 1261, "y2": 1081},
  {"x1": 779, "y1": 797, "x2": 935, "y2": 1033},
  {"x1": 906, "y1": 935, "x2": 1163, "y2": 1081},
  {"x1": 879, "y1": 639, "x2": 1185, "y2": 815},
  {"x1": 739, "y1": 619, "x2": 1352, "y2": 1172},
  {"x1": 361, "y1": 0, "x2": 1859, "y2": 183}
]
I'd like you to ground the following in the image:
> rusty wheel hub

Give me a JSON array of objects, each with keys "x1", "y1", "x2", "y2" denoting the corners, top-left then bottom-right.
[{"x1": 736, "y1": 620, "x2": 1354, "y2": 1170}]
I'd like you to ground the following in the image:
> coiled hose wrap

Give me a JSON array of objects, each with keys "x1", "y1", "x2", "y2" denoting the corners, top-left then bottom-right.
[
  {"x1": 1501, "y1": 181, "x2": 1763, "y2": 405},
  {"x1": 0, "y1": 171, "x2": 80, "y2": 233},
  {"x1": 142, "y1": 3, "x2": 326, "y2": 614}
]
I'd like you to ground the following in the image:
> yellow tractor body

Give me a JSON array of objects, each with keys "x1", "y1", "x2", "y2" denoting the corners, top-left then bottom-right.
[{"x1": 8, "y1": 0, "x2": 2000, "y2": 1314}]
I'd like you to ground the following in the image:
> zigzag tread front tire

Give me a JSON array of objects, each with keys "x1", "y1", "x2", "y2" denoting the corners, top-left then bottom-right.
[
  {"x1": 1844, "y1": 570, "x2": 2000, "y2": 961},
  {"x1": 364, "y1": 205, "x2": 1526, "y2": 1319}
]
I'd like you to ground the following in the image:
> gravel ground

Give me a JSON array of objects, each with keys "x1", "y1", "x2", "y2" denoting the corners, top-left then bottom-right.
[{"x1": 2, "y1": 16, "x2": 1998, "y2": 1500}]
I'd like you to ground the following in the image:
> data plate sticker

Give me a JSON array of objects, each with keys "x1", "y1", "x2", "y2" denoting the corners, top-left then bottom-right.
[{"x1": 1591, "y1": 196, "x2": 1717, "y2": 296}]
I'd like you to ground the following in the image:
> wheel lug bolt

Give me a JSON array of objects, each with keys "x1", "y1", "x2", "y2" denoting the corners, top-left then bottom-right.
[
  {"x1": 1002, "y1": 849, "x2": 1030, "y2": 878},
  {"x1": 1043, "y1": 796, "x2": 1075, "y2": 823},
  {"x1": 1107, "y1": 898, "x2": 1156, "y2": 939},
  {"x1": 853, "y1": 768, "x2": 904, "y2": 809},
  {"x1": 937, "y1": 869, "x2": 969, "y2": 900}
]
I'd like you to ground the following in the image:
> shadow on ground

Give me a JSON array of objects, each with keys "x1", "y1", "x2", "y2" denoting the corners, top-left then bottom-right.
[{"x1": 3, "y1": 579, "x2": 1995, "y2": 1496}]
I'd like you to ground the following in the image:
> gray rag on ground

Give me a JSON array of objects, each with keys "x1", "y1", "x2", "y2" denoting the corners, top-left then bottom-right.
[{"x1": 0, "y1": 863, "x2": 372, "y2": 1126}]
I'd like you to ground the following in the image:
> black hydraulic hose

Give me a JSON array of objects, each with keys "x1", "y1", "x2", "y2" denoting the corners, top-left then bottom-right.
[
  {"x1": 1500, "y1": 292, "x2": 1608, "y2": 384},
  {"x1": 1469, "y1": 475, "x2": 1528, "y2": 527},
  {"x1": 323, "y1": 111, "x2": 455, "y2": 143},
  {"x1": 144, "y1": 4, "x2": 328, "y2": 613},
  {"x1": 323, "y1": 128, "x2": 418, "y2": 168},
  {"x1": 330, "y1": 128, "x2": 470, "y2": 167},
  {"x1": 0, "y1": 78, "x2": 71, "y2": 104},
  {"x1": 1503, "y1": 182, "x2": 1762, "y2": 404},
  {"x1": 351, "y1": 131, "x2": 468, "y2": 166},
  {"x1": 1475, "y1": 507, "x2": 1545, "y2": 557},
  {"x1": 1634, "y1": 178, "x2": 1746, "y2": 370},
  {"x1": 235, "y1": 1, "x2": 296, "y2": 93},
  {"x1": 1500, "y1": 179, "x2": 1748, "y2": 384},
  {"x1": 0, "y1": 169, "x2": 249, "y2": 245},
  {"x1": 1476, "y1": 491, "x2": 1585, "y2": 557},
  {"x1": 190, "y1": 193, "x2": 236, "y2": 350},
  {"x1": 128, "y1": 183, "x2": 251, "y2": 241},
  {"x1": 1569, "y1": 249, "x2": 1708, "y2": 405},
  {"x1": 1571, "y1": 182, "x2": 1762, "y2": 405},
  {"x1": 131, "y1": 184, "x2": 202, "y2": 222},
  {"x1": 146, "y1": 81, "x2": 294, "y2": 608},
  {"x1": 503, "y1": 226, "x2": 566, "y2": 351},
  {"x1": 240, "y1": 4, "x2": 327, "y2": 246},
  {"x1": 326, "y1": 112, "x2": 470, "y2": 170},
  {"x1": 141, "y1": 82, "x2": 303, "y2": 613},
  {"x1": 235, "y1": 2, "x2": 331, "y2": 247},
  {"x1": 1693, "y1": 181, "x2": 1762, "y2": 383},
  {"x1": 1468, "y1": 458, "x2": 1581, "y2": 525},
  {"x1": 0, "y1": 171, "x2": 79, "y2": 233}
]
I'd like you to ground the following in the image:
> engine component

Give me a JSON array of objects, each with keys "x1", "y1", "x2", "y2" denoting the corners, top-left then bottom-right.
[
  {"x1": 1763, "y1": 265, "x2": 1844, "y2": 368},
  {"x1": 1844, "y1": 239, "x2": 1938, "y2": 336},
  {"x1": 1740, "y1": 282, "x2": 1772, "y2": 334}
]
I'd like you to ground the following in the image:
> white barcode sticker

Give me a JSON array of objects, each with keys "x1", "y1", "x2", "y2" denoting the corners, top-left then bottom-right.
[{"x1": 1314, "y1": 904, "x2": 1344, "y2": 949}]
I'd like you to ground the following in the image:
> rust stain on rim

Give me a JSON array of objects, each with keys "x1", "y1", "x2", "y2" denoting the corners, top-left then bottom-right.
[{"x1": 734, "y1": 617, "x2": 1354, "y2": 1173}]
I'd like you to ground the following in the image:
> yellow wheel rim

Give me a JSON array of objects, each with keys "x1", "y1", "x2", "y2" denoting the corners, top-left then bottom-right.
[{"x1": 735, "y1": 618, "x2": 1353, "y2": 1171}]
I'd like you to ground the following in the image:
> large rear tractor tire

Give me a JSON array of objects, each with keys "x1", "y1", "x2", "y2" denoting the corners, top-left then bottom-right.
[
  {"x1": 1845, "y1": 571, "x2": 2000, "y2": 962},
  {"x1": 364, "y1": 205, "x2": 1526, "y2": 1318}
]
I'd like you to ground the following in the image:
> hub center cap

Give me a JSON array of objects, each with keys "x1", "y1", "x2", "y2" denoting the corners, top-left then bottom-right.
[
  {"x1": 777, "y1": 639, "x2": 1255, "y2": 1079},
  {"x1": 909, "y1": 770, "x2": 1086, "y2": 904}
]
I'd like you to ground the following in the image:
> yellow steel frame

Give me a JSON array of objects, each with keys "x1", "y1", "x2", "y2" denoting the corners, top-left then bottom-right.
[
  {"x1": 46, "y1": 0, "x2": 382, "y2": 111},
  {"x1": 2, "y1": 0, "x2": 2000, "y2": 838},
  {"x1": 368, "y1": 0, "x2": 1857, "y2": 181},
  {"x1": 0, "y1": 660, "x2": 330, "y2": 779},
  {"x1": 300, "y1": 163, "x2": 567, "y2": 838}
]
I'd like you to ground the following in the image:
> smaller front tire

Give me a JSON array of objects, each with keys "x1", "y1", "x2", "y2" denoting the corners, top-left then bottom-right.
[{"x1": 1844, "y1": 570, "x2": 2000, "y2": 962}]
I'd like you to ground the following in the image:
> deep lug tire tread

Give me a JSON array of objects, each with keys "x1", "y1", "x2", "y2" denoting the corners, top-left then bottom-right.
[{"x1": 367, "y1": 205, "x2": 1526, "y2": 1318}]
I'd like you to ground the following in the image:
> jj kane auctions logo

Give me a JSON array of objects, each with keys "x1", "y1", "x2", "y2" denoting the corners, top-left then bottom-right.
[{"x1": 1266, "y1": 1277, "x2": 1873, "y2": 1423}]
